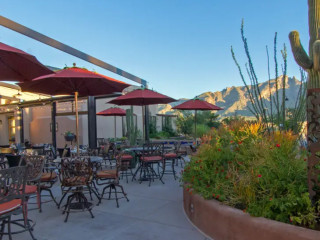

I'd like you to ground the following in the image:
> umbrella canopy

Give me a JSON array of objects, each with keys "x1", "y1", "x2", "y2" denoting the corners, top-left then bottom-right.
[
  {"x1": 18, "y1": 67, "x2": 130, "y2": 96},
  {"x1": 172, "y1": 98, "x2": 223, "y2": 139},
  {"x1": 97, "y1": 107, "x2": 126, "y2": 116},
  {"x1": 18, "y1": 67, "x2": 131, "y2": 155},
  {"x1": 97, "y1": 107, "x2": 127, "y2": 139},
  {"x1": 172, "y1": 98, "x2": 223, "y2": 111},
  {"x1": 0, "y1": 42, "x2": 53, "y2": 82},
  {"x1": 108, "y1": 88, "x2": 176, "y2": 140},
  {"x1": 108, "y1": 88, "x2": 176, "y2": 106}
]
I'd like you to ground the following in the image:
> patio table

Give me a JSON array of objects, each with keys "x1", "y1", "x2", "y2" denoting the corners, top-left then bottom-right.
[
  {"x1": 125, "y1": 145, "x2": 174, "y2": 182},
  {"x1": 124, "y1": 145, "x2": 174, "y2": 153}
]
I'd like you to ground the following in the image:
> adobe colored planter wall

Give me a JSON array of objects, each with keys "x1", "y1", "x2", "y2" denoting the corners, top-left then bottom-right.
[{"x1": 183, "y1": 187, "x2": 320, "y2": 240}]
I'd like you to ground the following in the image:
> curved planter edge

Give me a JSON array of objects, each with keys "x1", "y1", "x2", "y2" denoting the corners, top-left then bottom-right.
[{"x1": 183, "y1": 186, "x2": 320, "y2": 240}]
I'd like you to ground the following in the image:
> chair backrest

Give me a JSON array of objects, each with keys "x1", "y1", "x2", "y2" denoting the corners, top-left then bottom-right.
[
  {"x1": 26, "y1": 148, "x2": 44, "y2": 155},
  {"x1": 97, "y1": 138, "x2": 107, "y2": 147},
  {"x1": 0, "y1": 166, "x2": 27, "y2": 205},
  {"x1": 44, "y1": 148, "x2": 55, "y2": 160},
  {"x1": 21, "y1": 155, "x2": 46, "y2": 182},
  {"x1": 115, "y1": 152, "x2": 130, "y2": 178},
  {"x1": 142, "y1": 143, "x2": 164, "y2": 157},
  {"x1": 60, "y1": 157, "x2": 92, "y2": 184},
  {"x1": 87, "y1": 148, "x2": 100, "y2": 156},
  {"x1": 101, "y1": 143, "x2": 116, "y2": 158},
  {"x1": 32, "y1": 146, "x2": 45, "y2": 155},
  {"x1": 6, "y1": 154, "x2": 22, "y2": 168}
]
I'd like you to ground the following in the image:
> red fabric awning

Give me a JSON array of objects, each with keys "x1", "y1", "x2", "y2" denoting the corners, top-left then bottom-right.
[
  {"x1": 18, "y1": 67, "x2": 130, "y2": 96},
  {"x1": 0, "y1": 42, "x2": 53, "y2": 82},
  {"x1": 108, "y1": 88, "x2": 176, "y2": 106},
  {"x1": 172, "y1": 98, "x2": 223, "y2": 111},
  {"x1": 97, "y1": 107, "x2": 126, "y2": 116}
]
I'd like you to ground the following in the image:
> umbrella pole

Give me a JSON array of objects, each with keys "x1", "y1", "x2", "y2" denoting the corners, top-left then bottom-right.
[
  {"x1": 194, "y1": 110, "x2": 197, "y2": 141},
  {"x1": 142, "y1": 106, "x2": 145, "y2": 142},
  {"x1": 122, "y1": 116, "x2": 124, "y2": 137},
  {"x1": 114, "y1": 116, "x2": 117, "y2": 139},
  {"x1": 75, "y1": 91, "x2": 80, "y2": 157}
]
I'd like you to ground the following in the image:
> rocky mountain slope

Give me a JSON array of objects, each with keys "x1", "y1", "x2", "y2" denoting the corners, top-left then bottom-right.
[{"x1": 158, "y1": 76, "x2": 303, "y2": 119}]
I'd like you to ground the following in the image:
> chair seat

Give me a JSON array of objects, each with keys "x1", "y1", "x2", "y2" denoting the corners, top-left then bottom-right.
[
  {"x1": 141, "y1": 156, "x2": 163, "y2": 162},
  {"x1": 41, "y1": 172, "x2": 57, "y2": 182},
  {"x1": 0, "y1": 199, "x2": 22, "y2": 215},
  {"x1": 122, "y1": 154, "x2": 133, "y2": 160},
  {"x1": 96, "y1": 169, "x2": 117, "y2": 179},
  {"x1": 63, "y1": 176, "x2": 88, "y2": 186},
  {"x1": 25, "y1": 185, "x2": 37, "y2": 194},
  {"x1": 164, "y1": 153, "x2": 177, "y2": 158}
]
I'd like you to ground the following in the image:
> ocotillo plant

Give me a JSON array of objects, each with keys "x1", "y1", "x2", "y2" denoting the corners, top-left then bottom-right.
[
  {"x1": 231, "y1": 21, "x2": 306, "y2": 136},
  {"x1": 289, "y1": 0, "x2": 320, "y2": 200},
  {"x1": 126, "y1": 106, "x2": 138, "y2": 146}
]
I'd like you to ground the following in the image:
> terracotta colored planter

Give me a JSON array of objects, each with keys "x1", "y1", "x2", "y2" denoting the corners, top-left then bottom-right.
[{"x1": 183, "y1": 186, "x2": 319, "y2": 240}]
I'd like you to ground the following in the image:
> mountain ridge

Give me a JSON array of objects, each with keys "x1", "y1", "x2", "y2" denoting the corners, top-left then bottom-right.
[{"x1": 158, "y1": 76, "x2": 302, "y2": 119}]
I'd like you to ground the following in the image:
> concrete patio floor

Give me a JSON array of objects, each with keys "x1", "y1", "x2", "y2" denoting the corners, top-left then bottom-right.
[{"x1": 12, "y1": 163, "x2": 208, "y2": 240}]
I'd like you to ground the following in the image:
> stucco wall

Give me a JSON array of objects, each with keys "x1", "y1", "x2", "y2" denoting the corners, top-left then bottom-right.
[
  {"x1": 0, "y1": 96, "x2": 160, "y2": 146},
  {"x1": 0, "y1": 114, "x2": 9, "y2": 145}
]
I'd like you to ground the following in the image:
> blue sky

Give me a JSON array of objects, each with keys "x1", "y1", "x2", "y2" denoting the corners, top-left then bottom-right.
[{"x1": 1, "y1": 0, "x2": 309, "y2": 99}]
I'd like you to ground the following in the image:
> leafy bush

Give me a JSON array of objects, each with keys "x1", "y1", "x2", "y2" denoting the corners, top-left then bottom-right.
[
  {"x1": 182, "y1": 120, "x2": 319, "y2": 229},
  {"x1": 193, "y1": 124, "x2": 210, "y2": 138},
  {"x1": 176, "y1": 112, "x2": 194, "y2": 135},
  {"x1": 176, "y1": 111, "x2": 220, "y2": 136}
]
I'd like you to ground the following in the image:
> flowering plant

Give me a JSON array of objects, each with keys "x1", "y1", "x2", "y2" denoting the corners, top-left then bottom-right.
[{"x1": 182, "y1": 119, "x2": 319, "y2": 229}]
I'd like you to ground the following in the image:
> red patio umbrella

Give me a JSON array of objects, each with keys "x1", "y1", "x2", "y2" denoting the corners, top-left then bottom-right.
[
  {"x1": 108, "y1": 88, "x2": 176, "y2": 140},
  {"x1": 97, "y1": 107, "x2": 126, "y2": 139},
  {"x1": 0, "y1": 42, "x2": 53, "y2": 82},
  {"x1": 18, "y1": 67, "x2": 130, "y2": 155},
  {"x1": 172, "y1": 98, "x2": 223, "y2": 138}
]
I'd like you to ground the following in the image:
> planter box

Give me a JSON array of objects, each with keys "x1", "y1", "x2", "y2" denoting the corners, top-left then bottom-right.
[{"x1": 183, "y1": 186, "x2": 319, "y2": 240}]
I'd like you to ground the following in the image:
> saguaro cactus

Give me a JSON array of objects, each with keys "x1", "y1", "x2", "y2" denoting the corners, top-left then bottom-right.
[
  {"x1": 126, "y1": 107, "x2": 138, "y2": 146},
  {"x1": 289, "y1": 0, "x2": 320, "y2": 199}
]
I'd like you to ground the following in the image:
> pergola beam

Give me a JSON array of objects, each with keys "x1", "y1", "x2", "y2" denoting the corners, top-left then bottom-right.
[{"x1": 0, "y1": 15, "x2": 147, "y2": 86}]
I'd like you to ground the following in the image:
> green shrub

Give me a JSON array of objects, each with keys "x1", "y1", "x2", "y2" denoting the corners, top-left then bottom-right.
[
  {"x1": 193, "y1": 124, "x2": 210, "y2": 138},
  {"x1": 176, "y1": 112, "x2": 194, "y2": 135},
  {"x1": 182, "y1": 121, "x2": 319, "y2": 229}
]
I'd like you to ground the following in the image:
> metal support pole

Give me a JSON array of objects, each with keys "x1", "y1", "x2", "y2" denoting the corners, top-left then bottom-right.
[
  {"x1": 194, "y1": 110, "x2": 197, "y2": 140},
  {"x1": 145, "y1": 106, "x2": 149, "y2": 142},
  {"x1": 87, "y1": 96, "x2": 97, "y2": 149},
  {"x1": 51, "y1": 102, "x2": 57, "y2": 150},
  {"x1": 142, "y1": 106, "x2": 145, "y2": 142}
]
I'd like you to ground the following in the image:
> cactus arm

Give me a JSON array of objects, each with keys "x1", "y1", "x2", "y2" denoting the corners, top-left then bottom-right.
[
  {"x1": 313, "y1": 40, "x2": 320, "y2": 70},
  {"x1": 289, "y1": 31, "x2": 313, "y2": 69}
]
